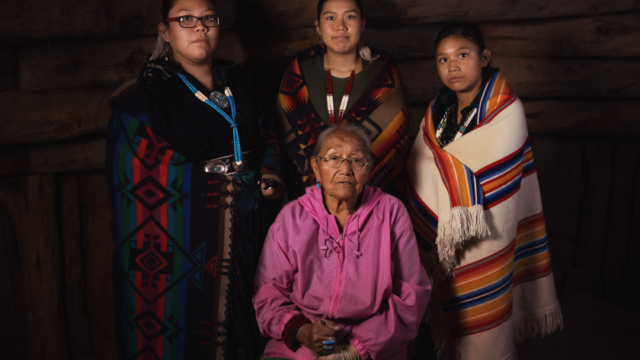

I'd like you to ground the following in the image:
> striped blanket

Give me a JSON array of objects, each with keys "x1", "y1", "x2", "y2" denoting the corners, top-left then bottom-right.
[
  {"x1": 275, "y1": 44, "x2": 410, "y2": 194},
  {"x1": 407, "y1": 73, "x2": 562, "y2": 359}
]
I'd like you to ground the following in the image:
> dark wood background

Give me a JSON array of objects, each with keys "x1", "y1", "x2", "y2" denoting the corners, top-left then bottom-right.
[{"x1": 1, "y1": 1, "x2": 639, "y2": 359}]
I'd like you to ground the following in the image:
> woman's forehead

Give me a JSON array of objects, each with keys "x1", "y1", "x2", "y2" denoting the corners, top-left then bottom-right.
[{"x1": 321, "y1": 133, "x2": 367, "y2": 153}]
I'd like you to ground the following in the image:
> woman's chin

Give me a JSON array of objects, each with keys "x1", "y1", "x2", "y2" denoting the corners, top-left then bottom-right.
[
  {"x1": 326, "y1": 43, "x2": 357, "y2": 55},
  {"x1": 327, "y1": 186, "x2": 361, "y2": 201}
]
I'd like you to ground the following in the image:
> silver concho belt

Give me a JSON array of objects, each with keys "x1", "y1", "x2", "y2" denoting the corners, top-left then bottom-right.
[{"x1": 201, "y1": 151, "x2": 251, "y2": 175}]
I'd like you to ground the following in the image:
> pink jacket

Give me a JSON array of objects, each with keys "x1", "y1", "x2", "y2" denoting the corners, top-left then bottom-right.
[{"x1": 253, "y1": 186, "x2": 431, "y2": 359}]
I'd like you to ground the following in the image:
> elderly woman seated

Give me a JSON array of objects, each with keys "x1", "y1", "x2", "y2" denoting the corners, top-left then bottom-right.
[{"x1": 253, "y1": 124, "x2": 431, "y2": 359}]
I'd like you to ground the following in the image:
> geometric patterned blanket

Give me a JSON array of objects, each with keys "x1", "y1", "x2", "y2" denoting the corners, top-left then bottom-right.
[
  {"x1": 274, "y1": 44, "x2": 410, "y2": 194},
  {"x1": 106, "y1": 79, "x2": 279, "y2": 359},
  {"x1": 406, "y1": 73, "x2": 563, "y2": 359}
]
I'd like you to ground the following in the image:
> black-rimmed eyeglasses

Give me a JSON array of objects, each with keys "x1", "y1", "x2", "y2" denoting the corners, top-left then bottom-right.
[
  {"x1": 316, "y1": 155, "x2": 369, "y2": 170},
  {"x1": 164, "y1": 15, "x2": 220, "y2": 28}
]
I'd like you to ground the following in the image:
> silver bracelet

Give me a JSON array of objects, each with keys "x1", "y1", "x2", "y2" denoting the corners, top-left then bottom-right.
[{"x1": 296, "y1": 324, "x2": 306, "y2": 342}]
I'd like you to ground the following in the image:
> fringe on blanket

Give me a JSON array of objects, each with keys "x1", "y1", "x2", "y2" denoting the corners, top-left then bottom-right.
[
  {"x1": 513, "y1": 304, "x2": 564, "y2": 343},
  {"x1": 436, "y1": 205, "x2": 491, "y2": 276}
]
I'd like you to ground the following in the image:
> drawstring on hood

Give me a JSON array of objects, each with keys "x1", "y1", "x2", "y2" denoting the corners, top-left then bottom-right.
[
  {"x1": 352, "y1": 228, "x2": 362, "y2": 258},
  {"x1": 298, "y1": 185, "x2": 386, "y2": 261}
]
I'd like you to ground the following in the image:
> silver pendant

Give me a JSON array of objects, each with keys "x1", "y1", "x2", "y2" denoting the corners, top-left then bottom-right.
[
  {"x1": 202, "y1": 160, "x2": 228, "y2": 174},
  {"x1": 209, "y1": 91, "x2": 229, "y2": 109}
]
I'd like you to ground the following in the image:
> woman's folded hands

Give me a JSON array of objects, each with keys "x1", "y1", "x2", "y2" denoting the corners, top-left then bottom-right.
[{"x1": 299, "y1": 318, "x2": 340, "y2": 356}]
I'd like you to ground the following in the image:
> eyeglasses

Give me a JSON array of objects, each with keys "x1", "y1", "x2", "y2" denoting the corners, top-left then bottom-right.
[
  {"x1": 316, "y1": 155, "x2": 369, "y2": 170},
  {"x1": 164, "y1": 15, "x2": 220, "y2": 28}
]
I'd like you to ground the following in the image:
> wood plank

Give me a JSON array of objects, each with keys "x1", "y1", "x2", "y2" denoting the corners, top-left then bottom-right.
[
  {"x1": 398, "y1": 57, "x2": 640, "y2": 103},
  {"x1": 619, "y1": 157, "x2": 640, "y2": 308},
  {"x1": 18, "y1": 11, "x2": 640, "y2": 92},
  {"x1": 529, "y1": 136, "x2": 584, "y2": 295},
  {"x1": 0, "y1": 88, "x2": 112, "y2": 145},
  {"x1": 482, "y1": 12, "x2": 640, "y2": 58},
  {"x1": 60, "y1": 174, "x2": 92, "y2": 358},
  {"x1": 242, "y1": 0, "x2": 640, "y2": 29},
  {"x1": 0, "y1": 137, "x2": 105, "y2": 178},
  {"x1": 409, "y1": 99, "x2": 640, "y2": 139},
  {"x1": 524, "y1": 100, "x2": 640, "y2": 137},
  {"x1": 0, "y1": 145, "x2": 29, "y2": 179},
  {"x1": 28, "y1": 137, "x2": 106, "y2": 174},
  {"x1": 19, "y1": 36, "x2": 156, "y2": 91},
  {"x1": 602, "y1": 142, "x2": 640, "y2": 302},
  {"x1": 0, "y1": 175, "x2": 68, "y2": 359},
  {"x1": 570, "y1": 141, "x2": 613, "y2": 297},
  {"x1": 0, "y1": 46, "x2": 17, "y2": 90},
  {"x1": 9, "y1": 0, "x2": 635, "y2": 38},
  {"x1": 0, "y1": 201, "x2": 28, "y2": 359},
  {"x1": 78, "y1": 171, "x2": 118, "y2": 360},
  {"x1": 0, "y1": 0, "x2": 159, "y2": 40},
  {"x1": 18, "y1": 33, "x2": 246, "y2": 92}
]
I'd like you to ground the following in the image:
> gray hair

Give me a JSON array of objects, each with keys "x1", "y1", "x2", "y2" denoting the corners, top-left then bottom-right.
[
  {"x1": 150, "y1": 33, "x2": 172, "y2": 60},
  {"x1": 312, "y1": 123, "x2": 373, "y2": 161},
  {"x1": 359, "y1": 39, "x2": 380, "y2": 62}
]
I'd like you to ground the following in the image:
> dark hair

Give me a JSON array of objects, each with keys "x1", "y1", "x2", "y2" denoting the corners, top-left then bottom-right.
[
  {"x1": 161, "y1": 0, "x2": 177, "y2": 21},
  {"x1": 162, "y1": 0, "x2": 216, "y2": 20},
  {"x1": 434, "y1": 22, "x2": 486, "y2": 54},
  {"x1": 317, "y1": 0, "x2": 365, "y2": 20}
]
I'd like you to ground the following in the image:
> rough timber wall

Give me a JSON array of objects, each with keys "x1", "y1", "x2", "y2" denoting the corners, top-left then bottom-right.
[{"x1": 1, "y1": 1, "x2": 639, "y2": 359}]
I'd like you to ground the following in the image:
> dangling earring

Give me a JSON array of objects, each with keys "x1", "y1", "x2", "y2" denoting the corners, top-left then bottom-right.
[
  {"x1": 317, "y1": 183, "x2": 321, "y2": 189},
  {"x1": 364, "y1": 181, "x2": 368, "y2": 190}
]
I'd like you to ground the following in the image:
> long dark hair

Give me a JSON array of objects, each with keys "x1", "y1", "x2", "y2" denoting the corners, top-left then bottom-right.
[
  {"x1": 434, "y1": 22, "x2": 486, "y2": 54},
  {"x1": 161, "y1": 0, "x2": 178, "y2": 21},
  {"x1": 317, "y1": 0, "x2": 365, "y2": 20}
]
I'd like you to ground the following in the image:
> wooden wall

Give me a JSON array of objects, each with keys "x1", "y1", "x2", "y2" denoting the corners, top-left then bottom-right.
[{"x1": 1, "y1": 1, "x2": 639, "y2": 358}]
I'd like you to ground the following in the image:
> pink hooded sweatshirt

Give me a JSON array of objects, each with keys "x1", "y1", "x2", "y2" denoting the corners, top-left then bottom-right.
[{"x1": 253, "y1": 185, "x2": 431, "y2": 359}]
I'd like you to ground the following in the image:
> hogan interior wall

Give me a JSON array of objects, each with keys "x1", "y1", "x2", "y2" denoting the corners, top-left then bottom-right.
[{"x1": 1, "y1": 1, "x2": 639, "y2": 359}]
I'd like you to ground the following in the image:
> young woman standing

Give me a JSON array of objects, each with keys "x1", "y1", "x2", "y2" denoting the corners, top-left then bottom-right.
[
  {"x1": 274, "y1": 0, "x2": 410, "y2": 198},
  {"x1": 105, "y1": 0, "x2": 283, "y2": 358},
  {"x1": 406, "y1": 23, "x2": 563, "y2": 359}
]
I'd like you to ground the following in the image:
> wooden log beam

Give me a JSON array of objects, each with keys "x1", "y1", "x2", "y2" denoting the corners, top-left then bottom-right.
[
  {"x1": 18, "y1": 37, "x2": 157, "y2": 91},
  {"x1": 243, "y1": 0, "x2": 640, "y2": 29},
  {"x1": 0, "y1": 46, "x2": 17, "y2": 90},
  {"x1": 18, "y1": 12, "x2": 640, "y2": 92},
  {"x1": 0, "y1": 0, "x2": 159, "y2": 40},
  {"x1": 0, "y1": 137, "x2": 105, "y2": 180},
  {"x1": 0, "y1": 88, "x2": 112, "y2": 145},
  {"x1": 18, "y1": 34, "x2": 246, "y2": 91},
  {"x1": 2, "y1": 98, "x2": 639, "y2": 180},
  {"x1": 4, "y1": 0, "x2": 638, "y2": 39},
  {"x1": 408, "y1": 100, "x2": 640, "y2": 138},
  {"x1": 367, "y1": 12, "x2": 640, "y2": 59},
  {"x1": 524, "y1": 100, "x2": 640, "y2": 137},
  {"x1": 1, "y1": 0, "x2": 237, "y2": 40},
  {"x1": 0, "y1": 175, "x2": 68, "y2": 359},
  {"x1": 28, "y1": 137, "x2": 106, "y2": 174},
  {"x1": 481, "y1": 12, "x2": 640, "y2": 58},
  {"x1": 398, "y1": 57, "x2": 640, "y2": 103}
]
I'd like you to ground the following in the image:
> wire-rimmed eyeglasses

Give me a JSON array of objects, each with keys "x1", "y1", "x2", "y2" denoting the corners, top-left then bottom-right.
[
  {"x1": 316, "y1": 155, "x2": 369, "y2": 170},
  {"x1": 164, "y1": 15, "x2": 220, "y2": 28}
]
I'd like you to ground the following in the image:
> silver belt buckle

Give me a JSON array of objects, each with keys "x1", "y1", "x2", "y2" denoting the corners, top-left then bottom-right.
[{"x1": 202, "y1": 159, "x2": 229, "y2": 175}]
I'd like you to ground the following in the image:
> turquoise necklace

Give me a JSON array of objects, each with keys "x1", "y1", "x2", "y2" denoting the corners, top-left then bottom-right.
[{"x1": 177, "y1": 73, "x2": 243, "y2": 165}]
